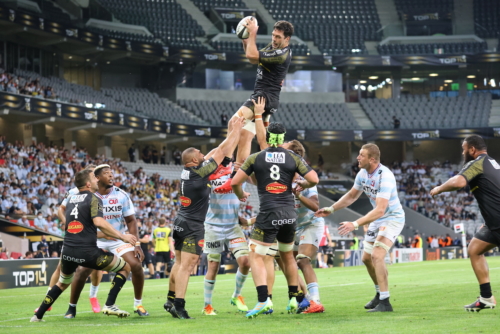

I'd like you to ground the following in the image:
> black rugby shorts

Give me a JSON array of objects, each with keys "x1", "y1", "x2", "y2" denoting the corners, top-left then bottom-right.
[
  {"x1": 250, "y1": 207, "x2": 297, "y2": 244},
  {"x1": 60, "y1": 246, "x2": 114, "y2": 276},
  {"x1": 242, "y1": 91, "x2": 279, "y2": 119},
  {"x1": 474, "y1": 225, "x2": 500, "y2": 247},
  {"x1": 173, "y1": 216, "x2": 204, "y2": 255}
]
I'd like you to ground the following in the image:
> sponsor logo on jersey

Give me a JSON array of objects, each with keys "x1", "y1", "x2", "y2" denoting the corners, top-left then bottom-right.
[
  {"x1": 62, "y1": 255, "x2": 85, "y2": 263},
  {"x1": 67, "y1": 221, "x2": 83, "y2": 234},
  {"x1": 180, "y1": 196, "x2": 191, "y2": 207},
  {"x1": 173, "y1": 225, "x2": 184, "y2": 232},
  {"x1": 272, "y1": 218, "x2": 296, "y2": 225},
  {"x1": 116, "y1": 243, "x2": 134, "y2": 253},
  {"x1": 103, "y1": 205, "x2": 123, "y2": 213},
  {"x1": 109, "y1": 198, "x2": 118, "y2": 204},
  {"x1": 266, "y1": 182, "x2": 288, "y2": 194},
  {"x1": 104, "y1": 214, "x2": 122, "y2": 220},
  {"x1": 265, "y1": 152, "x2": 285, "y2": 164},
  {"x1": 205, "y1": 241, "x2": 221, "y2": 249},
  {"x1": 230, "y1": 237, "x2": 246, "y2": 245},
  {"x1": 198, "y1": 239, "x2": 205, "y2": 248},
  {"x1": 489, "y1": 159, "x2": 500, "y2": 169},
  {"x1": 70, "y1": 194, "x2": 87, "y2": 203},
  {"x1": 181, "y1": 170, "x2": 190, "y2": 180}
]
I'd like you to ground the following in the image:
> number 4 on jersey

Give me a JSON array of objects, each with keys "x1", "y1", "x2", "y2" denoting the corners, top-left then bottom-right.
[{"x1": 70, "y1": 204, "x2": 78, "y2": 219}]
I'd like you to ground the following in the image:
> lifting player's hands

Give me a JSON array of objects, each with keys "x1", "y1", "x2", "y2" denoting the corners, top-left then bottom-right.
[
  {"x1": 229, "y1": 115, "x2": 246, "y2": 130},
  {"x1": 237, "y1": 191, "x2": 251, "y2": 203},
  {"x1": 314, "y1": 206, "x2": 334, "y2": 218},
  {"x1": 295, "y1": 179, "x2": 310, "y2": 191},
  {"x1": 245, "y1": 16, "x2": 259, "y2": 34},
  {"x1": 292, "y1": 185, "x2": 302, "y2": 198},
  {"x1": 121, "y1": 233, "x2": 137, "y2": 245},
  {"x1": 251, "y1": 96, "x2": 266, "y2": 117},
  {"x1": 338, "y1": 221, "x2": 356, "y2": 236}
]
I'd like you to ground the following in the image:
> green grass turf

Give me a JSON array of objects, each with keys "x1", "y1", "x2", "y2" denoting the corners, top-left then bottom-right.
[{"x1": 1, "y1": 257, "x2": 499, "y2": 334}]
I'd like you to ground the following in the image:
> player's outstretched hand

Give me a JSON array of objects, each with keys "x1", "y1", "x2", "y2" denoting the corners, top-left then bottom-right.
[
  {"x1": 238, "y1": 191, "x2": 250, "y2": 202},
  {"x1": 315, "y1": 207, "x2": 334, "y2": 217},
  {"x1": 429, "y1": 186, "x2": 440, "y2": 197},
  {"x1": 338, "y1": 221, "x2": 355, "y2": 236},
  {"x1": 122, "y1": 234, "x2": 137, "y2": 245},
  {"x1": 251, "y1": 96, "x2": 266, "y2": 116}
]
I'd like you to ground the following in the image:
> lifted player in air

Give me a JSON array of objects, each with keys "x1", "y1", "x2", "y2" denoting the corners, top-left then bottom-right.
[
  {"x1": 64, "y1": 164, "x2": 148, "y2": 318},
  {"x1": 430, "y1": 135, "x2": 499, "y2": 312},
  {"x1": 214, "y1": 19, "x2": 294, "y2": 194},
  {"x1": 31, "y1": 169, "x2": 137, "y2": 322},
  {"x1": 164, "y1": 117, "x2": 245, "y2": 320},
  {"x1": 201, "y1": 155, "x2": 251, "y2": 315},
  {"x1": 316, "y1": 144, "x2": 405, "y2": 312},
  {"x1": 232, "y1": 120, "x2": 318, "y2": 318}
]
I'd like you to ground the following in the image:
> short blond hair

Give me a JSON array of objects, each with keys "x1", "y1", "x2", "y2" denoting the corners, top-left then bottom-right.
[
  {"x1": 287, "y1": 140, "x2": 305, "y2": 158},
  {"x1": 361, "y1": 143, "x2": 380, "y2": 162}
]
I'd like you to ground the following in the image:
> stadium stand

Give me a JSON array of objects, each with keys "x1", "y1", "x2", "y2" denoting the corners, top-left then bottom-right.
[
  {"x1": 473, "y1": 0, "x2": 500, "y2": 38},
  {"x1": 97, "y1": 0, "x2": 208, "y2": 50},
  {"x1": 177, "y1": 99, "x2": 361, "y2": 129},
  {"x1": 1, "y1": 69, "x2": 206, "y2": 125},
  {"x1": 390, "y1": 160, "x2": 483, "y2": 237},
  {"x1": 86, "y1": 26, "x2": 158, "y2": 44},
  {"x1": 377, "y1": 41, "x2": 488, "y2": 55},
  {"x1": 360, "y1": 94, "x2": 492, "y2": 129},
  {"x1": 191, "y1": 0, "x2": 248, "y2": 15},
  {"x1": 32, "y1": 0, "x2": 73, "y2": 25},
  {"x1": 210, "y1": 41, "x2": 311, "y2": 56},
  {"x1": 260, "y1": 0, "x2": 382, "y2": 55},
  {"x1": 394, "y1": 0, "x2": 454, "y2": 16}
]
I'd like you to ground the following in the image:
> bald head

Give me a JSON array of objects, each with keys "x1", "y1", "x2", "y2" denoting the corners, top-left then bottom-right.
[{"x1": 182, "y1": 147, "x2": 201, "y2": 165}]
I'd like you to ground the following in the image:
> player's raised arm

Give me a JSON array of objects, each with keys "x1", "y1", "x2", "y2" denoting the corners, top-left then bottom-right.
[
  {"x1": 209, "y1": 117, "x2": 246, "y2": 164},
  {"x1": 244, "y1": 17, "x2": 259, "y2": 64},
  {"x1": 315, "y1": 187, "x2": 363, "y2": 217},
  {"x1": 253, "y1": 96, "x2": 268, "y2": 150}
]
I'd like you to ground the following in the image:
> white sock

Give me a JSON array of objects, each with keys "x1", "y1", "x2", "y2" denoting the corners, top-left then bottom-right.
[
  {"x1": 380, "y1": 291, "x2": 390, "y2": 300},
  {"x1": 134, "y1": 298, "x2": 142, "y2": 307},
  {"x1": 375, "y1": 285, "x2": 380, "y2": 293},
  {"x1": 307, "y1": 282, "x2": 320, "y2": 303},
  {"x1": 69, "y1": 303, "x2": 76, "y2": 307},
  {"x1": 89, "y1": 284, "x2": 99, "y2": 298},
  {"x1": 204, "y1": 279, "x2": 216, "y2": 306},
  {"x1": 47, "y1": 287, "x2": 51, "y2": 293},
  {"x1": 232, "y1": 269, "x2": 248, "y2": 299}
]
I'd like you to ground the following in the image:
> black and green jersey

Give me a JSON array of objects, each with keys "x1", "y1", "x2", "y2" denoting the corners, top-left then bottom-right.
[
  {"x1": 459, "y1": 154, "x2": 500, "y2": 231},
  {"x1": 240, "y1": 147, "x2": 313, "y2": 211},
  {"x1": 64, "y1": 190, "x2": 103, "y2": 247},
  {"x1": 178, "y1": 157, "x2": 218, "y2": 223},
  {"x1": 254, "y1": 43, "x2": 291, "y2": 98}
]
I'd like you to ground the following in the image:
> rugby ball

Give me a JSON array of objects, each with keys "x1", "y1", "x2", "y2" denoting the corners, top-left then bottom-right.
[{"x1": 236, "y1": 16, "x2": 258, "y2": 39}]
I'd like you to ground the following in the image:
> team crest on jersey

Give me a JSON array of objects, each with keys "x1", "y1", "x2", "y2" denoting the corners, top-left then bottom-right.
[
  {"x1": 67, "y1": 221, "x2": 83, "y2": 234},
  {"x1": 266, "y1": 182, "x2": 287, "y2": 194},
  {"x1": 180, "y1": 196, "x2": 191, "y2": 207},
  {"x1": 265, "y1": 152, "x2": 285, "y2": 164},
  {"x1": 198, "y1": 239, "x2": 205, "y2": 248},
  {"x1": 181, "y1": 170, "x2": 190, "y2": 180}
]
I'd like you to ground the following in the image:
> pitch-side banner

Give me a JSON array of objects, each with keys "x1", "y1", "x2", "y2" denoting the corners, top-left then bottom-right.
[
  {"x1": 394, "y1": 248, "x2": 423, "y2": 264},
  {"x1": 1, "y1": 92, "x2": 499, "y2": 141},
  {"x1": 0, "y1": 258, "x2": 59, "y2": 289}
]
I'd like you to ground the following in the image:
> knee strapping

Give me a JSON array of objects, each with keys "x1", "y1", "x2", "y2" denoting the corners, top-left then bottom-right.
[
  {"x1": 59, "y1": 273, "x2": 74, "y2": 284},
  {"x1": 296, "y1": 253, "x2": 311, "y2": 262},
  {"x1": 109, "y1": 257, "x2": 126, "y2": 273},
  {"x1": 374, "y1": 241, "x2": 391, "y2": 253},
  {"x1": 207, "y1": 253, "x2": 221, "y2": 262},
  {"x1": 363, "y1": 241, "x2": 374, "y2": 255},
  {"x1": 278, "y1": 242, "x2": 293, "y2": 252},
  {"x1": 232, "y1": 246, "x2": 249, "y2": 259},
  {"x1": 249, "y1": 241, "x2": 271, "y2": 256}
]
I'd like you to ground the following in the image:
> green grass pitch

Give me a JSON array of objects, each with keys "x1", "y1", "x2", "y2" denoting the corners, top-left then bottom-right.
[{"x1": 1, "y1": 257, "x2": 499, "y2": 334}]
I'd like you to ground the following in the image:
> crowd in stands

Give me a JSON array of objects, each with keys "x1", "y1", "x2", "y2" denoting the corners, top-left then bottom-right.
[{"x1": 0, "y1": 71, "x2": 56, "y2": 99}]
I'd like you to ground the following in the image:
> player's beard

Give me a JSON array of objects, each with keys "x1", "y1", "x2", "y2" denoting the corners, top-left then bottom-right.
[
  {"x1": 104, "y1": 183, "x2": 113, "y2": 189},
  {"x1": 463, "y1": 150, "x2": 474, "y2": 163}
]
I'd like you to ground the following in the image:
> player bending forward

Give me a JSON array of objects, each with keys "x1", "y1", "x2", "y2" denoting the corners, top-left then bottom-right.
[{"x1": 316, "y1": 144, "x2": 405, "y2": 312}]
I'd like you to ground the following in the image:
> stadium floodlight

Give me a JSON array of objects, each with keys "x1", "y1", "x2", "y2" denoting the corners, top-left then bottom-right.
[
  {"x1": 444, "y1": 80, "x2": 453, "y2": 83},
  {"x1": 360, "y1": 85, "x2": 366, "y2": 91},
  {"x1": 467, "y1": 75, "x2": 476, "y2": 79},
  {"x1": 412, "y1": 77, "x2": 420, "y2": 81},
  {"x1": 490, "y1": 79, "x2": 496, "y2": 87},
  {"x1": 385, "y1": 78, "x2": 391, "y2": 82},
  {"x1": 354, "y1": 85, "x2": 359, "y2": 90},
  {"x1": 369, "y1": 76, "x2": 378, "y2": 79},
  {"x1": 429, "y1": 73, "x2": 438, "y2": 77},
  {"x1": 359, "y1": 80, "x2": 367, "y2": 84},
  {"x1": 85, "y1": 103, "x2": 93, "y2": 108}
]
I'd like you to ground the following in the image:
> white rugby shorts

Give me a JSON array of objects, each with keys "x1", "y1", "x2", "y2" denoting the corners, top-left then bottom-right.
[
  {"x1": 293, "y1": 220, "x2": 324, "y2": 251},
  {"x1": 364, "y1": 220, "x2": 404, "y2": 244},
  {"x1": 97, "y1": 239, "x2": 134, "y2": 257},
  {"x1": 203, "y1": 224, "x2": 248, "y2": 254}
]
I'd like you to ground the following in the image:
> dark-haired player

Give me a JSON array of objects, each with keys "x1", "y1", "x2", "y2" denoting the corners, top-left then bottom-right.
[
  {"x1": 64, "y1": 164, "x2": 148, "y2": 318},
  {"x1": 430, "y1": 135, "x2": 499, "y2": 312},
  {"x1": 31, "y1": 169, "x2": 137, "y2": 322},
  {"x1": 231, "y1": 122, "x2": 319, "y2": 318},
  {"x1": 215, "y1": 20, "x2": 294, "y2": 194}
]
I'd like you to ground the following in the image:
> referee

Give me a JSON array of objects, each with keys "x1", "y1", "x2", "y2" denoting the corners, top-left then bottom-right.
[
  {"x1": 430, "y1": 135, "x2": 499, "y2": 312},
  {"x1": 153, "y1": 218, "x2": 173, "y2": 278}
]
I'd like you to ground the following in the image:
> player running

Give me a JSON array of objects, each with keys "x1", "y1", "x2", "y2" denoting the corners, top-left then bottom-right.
[
  {"x1": 164, "y1": 117, "x2": 245, "y2": 320},
  {"x1": 316, "y1": 144, "x2": 405, "y2": 312},
  {"x1": 430, "y1": 135, "x2": 499, "y2": 312},
  {"x1": 64, "y1": 164, "x2": 148, "y2": 318},
  {"x1": 214, "y1": 19, "x2": 294, "y2": 194},
  {"x1": 232, "y1": 122, "x2": 318, "y2": 318},
  {"x1": 31, "y1": 169, "x2": 137, "y2": 322},
  {"x1": 201, "y1": 156, "x2": 251, "y2": 316}
]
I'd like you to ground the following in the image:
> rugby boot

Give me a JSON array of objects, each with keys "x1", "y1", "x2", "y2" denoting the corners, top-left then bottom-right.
[
  {"x1": 209, "y1": 163, "x2": 232, "y2": 181},
  {"x1": 102, "y1": 304, "x2": 130, "y2": 317},
  {"x1": 246, "y1": 298, "x2": 272, "y2": 319},
  {"x1": 34, "y1": 306, "x2": 52, "y2": 313},
  {"x1": 30, "y1": 315, "x2": 44, "y2": 322},
  {"x1": 134, "y1": 305, "x2": 150, "y2": 316},
  {"x1": 171, "y1": 306, "x2": 194, "y2": 319},
  {"x1": 164, "y1": 300, "x2": 178, "y2": 318},
  {"x1": 364, "y1": 293, "x2": 380, "y2": 309},
  {"x1": 367, "y1": 298, "x2": 393, "y2": 312},
  {"x1": 202, "y1": 304, "x2": 217, "y2": 315},
  {"x1": 302, "y1": 300, "x2": 325, "y2": 314},
  {"x1": 231, "y1": 295, "x2": 249, "y2": 312},
  {"x1": 214, "y1": 177, "x2": 233, "y2": 194},
  {"x1": 464, "y1": 296, "x2": 496, "y2": 312},
  {"x1": 287, "y1": 297, "x2": 299, "y2": 314},
  {"x1": 262, "y1": 298, "x2": 274, "y2": 315},
  {"x1": 64, "y1": 305, "x2": 76, "y2": 319},
  {"x1": 89, "y1": 297, "x2": 101, "y2": 313},
  {"x1": 297, "y1": 298, "x2": 310, "y2": 313}
]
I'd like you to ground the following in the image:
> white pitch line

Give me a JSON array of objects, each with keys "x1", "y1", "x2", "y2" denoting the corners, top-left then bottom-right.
[{"x1": 0, "y1": 311, "x2": 93, "y2": 323}]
